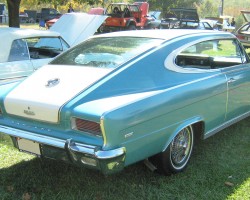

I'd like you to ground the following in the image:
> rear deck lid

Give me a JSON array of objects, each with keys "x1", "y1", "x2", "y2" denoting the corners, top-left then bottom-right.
[{"x1": 4, "y1": 65, "x2": 112, "y2": 123}]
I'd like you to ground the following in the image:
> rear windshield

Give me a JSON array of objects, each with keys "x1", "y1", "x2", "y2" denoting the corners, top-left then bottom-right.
[{"x1": 50, "y1": 37, "x2": 163, "y2": 68}]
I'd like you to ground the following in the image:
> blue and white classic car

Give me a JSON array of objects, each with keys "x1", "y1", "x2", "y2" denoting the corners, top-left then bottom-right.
[{"x1": 0, "y1": 29, "x2": 249, "y2": 175}]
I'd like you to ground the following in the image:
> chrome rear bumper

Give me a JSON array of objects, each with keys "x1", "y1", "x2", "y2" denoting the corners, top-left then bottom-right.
[{"x1": 0, "y1": 125, "x2": 126, "y2": 174}]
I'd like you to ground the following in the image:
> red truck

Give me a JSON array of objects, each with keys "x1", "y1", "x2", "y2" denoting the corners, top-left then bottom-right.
[{"x1": 103, "y1": 2, "x2": 159, "y2": 32}]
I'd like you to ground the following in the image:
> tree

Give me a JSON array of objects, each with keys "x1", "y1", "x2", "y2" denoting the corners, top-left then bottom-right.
[
  {"x1": 149, "y1": 0, "x2": 202, "y2": 12},
  {"x1": 195, "y1": 0, "x2": 219, "y2": 18},
  {"x1": 7, "y1": 0, "x2": 21, "y2": 27}
]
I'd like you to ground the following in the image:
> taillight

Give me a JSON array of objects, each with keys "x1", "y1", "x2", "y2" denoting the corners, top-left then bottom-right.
[
  {"x1": 0, "y1": 107, "x2": 2, "y2": 115},
  {"x1": 71, "y1": 117, "x2": 102, "y2": 136},
  {"x1": 236, "y1": 34, "x2": 245, "y2": 40}
]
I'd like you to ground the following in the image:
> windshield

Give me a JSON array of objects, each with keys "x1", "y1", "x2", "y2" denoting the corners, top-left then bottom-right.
[{"x1": 51, "y1": 37, "x2": 163, "y2": 69}]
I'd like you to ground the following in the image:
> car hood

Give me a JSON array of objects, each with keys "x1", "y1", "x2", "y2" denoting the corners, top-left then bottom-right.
[
  {"x1": 50, "y1": 13, "x2": 107, "y2": 46},
  {"x1": 241, "y1": 10, "x2": 250, "y2": 22},
  {"x1": 4, "y1": 65, "x2": 112, "y2": 123}
]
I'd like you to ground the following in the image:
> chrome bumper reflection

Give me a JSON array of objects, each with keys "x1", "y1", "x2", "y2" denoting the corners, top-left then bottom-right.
[{"x1": 0, "y1": 125, "x2": 126, "y2": 174}]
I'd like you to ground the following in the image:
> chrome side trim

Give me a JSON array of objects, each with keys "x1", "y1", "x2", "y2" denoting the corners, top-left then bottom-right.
[
  {"x1": 0, "y1": 125, "x2": 125, "y2": 159},
  {"x1": 204, "y1": 111, "x2": 250, "y2": 139}
]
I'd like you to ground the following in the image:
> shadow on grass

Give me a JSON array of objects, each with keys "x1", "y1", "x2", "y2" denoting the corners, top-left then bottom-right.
[{"x1": 0, "y1": 118, "x2": 249, "y2": 200}]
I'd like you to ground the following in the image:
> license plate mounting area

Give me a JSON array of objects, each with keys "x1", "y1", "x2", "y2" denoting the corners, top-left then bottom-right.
[{"x1": 17, "y1": 138, "x2": 41, "y2": 156}]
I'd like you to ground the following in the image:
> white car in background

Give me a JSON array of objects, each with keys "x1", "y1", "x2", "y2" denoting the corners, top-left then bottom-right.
[
  {"x1": 0, "y1": 13, "x2": 107, "y2": 84},
  {"x1": 0, "y1": 28, "x2": 69, "y2": 83},
  {"x1": 234, "y1": 10, "x2": 250, "y2": 49}
]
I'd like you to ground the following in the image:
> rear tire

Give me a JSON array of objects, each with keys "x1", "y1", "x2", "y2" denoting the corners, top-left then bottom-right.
[{"x1": 151, "y1": 126, "x2": 194, "y2": 175}]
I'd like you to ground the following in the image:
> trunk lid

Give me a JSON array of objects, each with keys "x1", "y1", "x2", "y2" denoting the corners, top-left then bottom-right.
[{"x1": 4, "y1": 65, "x2": 112, "y2": 123}]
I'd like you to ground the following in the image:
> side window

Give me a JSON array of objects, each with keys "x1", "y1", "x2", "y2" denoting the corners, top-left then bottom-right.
[
  {"x1": 239, "y1": 24, "x2": 250, "y2": 34},
  {"x1": 60, "y1": 38, "x2": 70, "y2": 51},
  {"x1": 203, "y1": 22, "x2": 212, "y2": 29},
  {"x1": 176, "y1": 39, "x2": 245, "y2": 69},
  {"x1": 8, "y1": 39, "x2": 29, "y2": 62},
  {"x1": 25, "y1": 37, "x2": 69, "y2": 59}
]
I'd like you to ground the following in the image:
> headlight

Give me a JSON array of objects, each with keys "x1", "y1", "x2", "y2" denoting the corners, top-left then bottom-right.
[{"x1": 71, "y1": 117, "x2": 102, "y2": 136}]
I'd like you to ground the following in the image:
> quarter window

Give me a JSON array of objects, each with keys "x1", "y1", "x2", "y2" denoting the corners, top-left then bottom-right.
[
  {"x1": 176, "y1": 39, "x2": 246, "y2": 69},
  {"x1": 239, "y1": 24, "x2": 250, "y2": 33},
  {"x1": 8, "y1": 39, "x2": 29, "y2": 62}
]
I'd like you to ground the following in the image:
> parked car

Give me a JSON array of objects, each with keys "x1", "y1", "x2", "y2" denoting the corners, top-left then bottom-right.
[
  {"x1": 36, "y1": 8, "x2": 61, "y2": 23},
  {"x1": 176, "y1": 20, "x2": 213, "y2": 30},
  {"x1": 235, "y1": 10, "x2": 250, "y2": 49},
  {"x1": 0, "y1": 27, "x2": 69, "y2": 83},
  {"x1": 0, "y1": 29, "x2": 249, "y2": 176},
  {"x1": 103, "y1": 2, "x2": 158, "y2": 31},
  {"x1": 88, "y1": 7, "x2": 105, "y2": 15},
  {"x1": 160, "y1": 8, "x2": 213, "y2": 30},
  {"x1": 0, "y1": 13, "x2": 107, "y2": 84}
]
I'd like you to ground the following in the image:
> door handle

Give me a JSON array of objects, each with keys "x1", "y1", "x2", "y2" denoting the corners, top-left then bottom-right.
[{"x1": 227, "y1": 78, "x2": 236, "y2": 83}]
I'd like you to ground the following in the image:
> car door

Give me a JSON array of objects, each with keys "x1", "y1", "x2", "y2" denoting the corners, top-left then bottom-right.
[{"x1": 218, "y1": 39, "x2": 250, "y2": 121}]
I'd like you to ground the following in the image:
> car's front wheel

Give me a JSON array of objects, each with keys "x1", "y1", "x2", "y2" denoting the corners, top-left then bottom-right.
[{"x1": 151, "y1": 126, "x2": 194, "y2": 175}]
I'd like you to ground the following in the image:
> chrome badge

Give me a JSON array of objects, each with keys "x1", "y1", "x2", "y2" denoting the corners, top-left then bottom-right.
[
  {"x1": 45, "y1": 78, "x2": 60, "y2": 88},
  {"x1": 23, "y1": 106, "x2": 35, "y2": 116}
]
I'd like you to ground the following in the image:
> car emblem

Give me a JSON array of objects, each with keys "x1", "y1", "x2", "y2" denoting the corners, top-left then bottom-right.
[
  {"x1": 45, "y1": 78, "x2": 60, "y2": 88},
  {"x1": 23, "y1": 106, "x2": 35, "y2": 116}
]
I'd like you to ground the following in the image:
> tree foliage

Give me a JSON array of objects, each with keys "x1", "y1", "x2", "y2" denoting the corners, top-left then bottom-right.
[
  {"x1": 195, "y1": 0, "x2": 219, "y2": 18},
  {"x1": 6, "y1": 0, "x2": 250, "y2": 29},
  {"x1": 149, "y1": 0, "x2": 203, "y2": 13}
]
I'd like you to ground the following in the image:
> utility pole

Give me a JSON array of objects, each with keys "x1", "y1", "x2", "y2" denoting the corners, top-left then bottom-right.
[{"x1": 221, "y1": 0, "x2": 224, "y2": 16}]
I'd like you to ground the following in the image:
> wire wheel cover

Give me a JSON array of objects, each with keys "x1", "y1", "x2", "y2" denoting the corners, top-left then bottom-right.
[{"x1": 170, "y1": 127, "x2": 193, "y2": 169}]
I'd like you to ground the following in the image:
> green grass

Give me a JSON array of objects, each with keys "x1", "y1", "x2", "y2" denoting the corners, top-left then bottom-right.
[{"x1": 0, "y1": 118, "x2": 249, "y2": 200}]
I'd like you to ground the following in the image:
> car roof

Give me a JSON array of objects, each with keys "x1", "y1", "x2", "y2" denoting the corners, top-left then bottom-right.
[
  {"x1": 0, "y1": 27, "x2": 60, "y2": 39},
  {"x1": 0, "y1": 27, "x2": 61, "y2": 62},
  {"x1": 93, "y1": 29, "x2": 234, "y2": 40}
]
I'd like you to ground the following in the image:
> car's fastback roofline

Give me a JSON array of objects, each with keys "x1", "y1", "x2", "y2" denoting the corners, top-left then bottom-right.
[{"x1": 93, "y1": 29, "x2": 234, "y2": 40}]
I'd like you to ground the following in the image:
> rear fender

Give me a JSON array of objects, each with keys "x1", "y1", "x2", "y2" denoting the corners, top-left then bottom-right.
[{"x1": 162, "y1": 116, "x2": 204, "y2": 152}]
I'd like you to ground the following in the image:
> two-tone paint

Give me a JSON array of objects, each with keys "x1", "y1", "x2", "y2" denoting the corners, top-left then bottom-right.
[{"x1": 0, "y1": 30, "x2": 249, "y2": 174}]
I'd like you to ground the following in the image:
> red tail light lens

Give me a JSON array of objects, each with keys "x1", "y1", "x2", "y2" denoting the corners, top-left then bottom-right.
[
  {"x1": 72, "y1": 117, "x2": 102, "y2": 136},
  {"x1": 236, "y1": 34, "x2": 245, "y2": 40}
]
